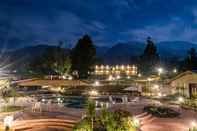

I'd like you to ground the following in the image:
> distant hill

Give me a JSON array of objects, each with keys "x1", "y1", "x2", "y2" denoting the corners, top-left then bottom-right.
[
  {"x1": 95, "y1": 45, "x2": 109, "y2": 57},
  {"x1": 4, "y1": 45, "x2": 70, "y2": 71},
  {"x1": 101, "y1": 42, "x2": 144, "y2": 64},
  {"x1": 98, "y1": 41, "x2": 197, "y2": 64}
]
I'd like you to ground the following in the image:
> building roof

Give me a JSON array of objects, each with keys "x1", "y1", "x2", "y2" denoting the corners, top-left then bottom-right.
[
  {"x1": 15, "y1": 79, "x2": 89, "y2": 87},
  {"x1": 168, "y1": 70, "x2": 196, "y2": 83}
]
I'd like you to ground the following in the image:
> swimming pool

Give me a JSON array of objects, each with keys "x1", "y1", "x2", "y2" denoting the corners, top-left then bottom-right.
[{"x1": 38, "y1": 95, "x2": 124, "y2": 108}]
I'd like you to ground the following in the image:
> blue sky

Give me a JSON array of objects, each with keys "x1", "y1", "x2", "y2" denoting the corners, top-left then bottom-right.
[{"x1": 1, "y1": 0, "x2": 197, "y2": 48}]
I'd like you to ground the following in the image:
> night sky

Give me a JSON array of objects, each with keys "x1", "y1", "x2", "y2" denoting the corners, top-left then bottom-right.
[{"x1": 1, "y1": 0, "x2": 197, "y2": 48}]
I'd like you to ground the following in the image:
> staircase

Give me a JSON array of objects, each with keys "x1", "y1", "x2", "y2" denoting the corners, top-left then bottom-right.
[
  {"x1": 135, "y1": 112, "x2": 156, "y2": 126},
  {"x1": 12, "y1": 119, "x2": 78, "y2": 131}
]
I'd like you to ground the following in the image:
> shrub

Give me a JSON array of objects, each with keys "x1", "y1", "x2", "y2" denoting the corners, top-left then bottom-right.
[
  {"x1": 144, "y1": 106, "x2": 180, "y2": 118},
  {"x1": 73, "y1": 119, "x2": 92, "y2": 131}
]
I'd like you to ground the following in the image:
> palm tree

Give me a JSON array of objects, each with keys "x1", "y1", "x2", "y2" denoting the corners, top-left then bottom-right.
[
  {"x1": 86, "y1": 100, "x2": 96, "y2": 130},
  {"x1": 10, "y1": 87, "x2": 18, "y2": 105}
]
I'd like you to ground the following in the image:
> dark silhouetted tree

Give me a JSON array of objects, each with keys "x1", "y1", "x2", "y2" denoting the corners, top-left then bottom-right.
[
  {"x1": 182, "y1": 48, "x2": 197, "y2": 71},
  {"x1": 71, "y1": 35, "x2": 96, "y2": 78},
  {"x1": 139, "y1": 37, "x2": 160, "y2": 74},
  {"x1": 28, "y1": 43, "x2": 71, "y2": 77}
]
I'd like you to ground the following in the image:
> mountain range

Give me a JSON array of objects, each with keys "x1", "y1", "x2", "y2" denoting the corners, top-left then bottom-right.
[
  {"x1": 97, "y1": 41, "x2": 197, "y2": 64},
  {"x1": 2, "y1": 41, "x2": 197, "y2": 68}
]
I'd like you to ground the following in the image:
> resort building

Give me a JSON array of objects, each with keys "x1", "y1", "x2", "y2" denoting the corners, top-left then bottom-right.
[
  {"x1": 15, "y1": 79, "x2": 89, "y2": 92},
  {"x1": 169, "y1": 71, "x2": 197, "y2": 98},
  {"x1": 94, "y1": 65, "x2": 137, "y2": 77}
]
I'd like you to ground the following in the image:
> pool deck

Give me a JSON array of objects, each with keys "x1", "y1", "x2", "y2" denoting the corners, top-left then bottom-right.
[{"x1": 0, "y1": 97, "x2": 197, "y2": 131}]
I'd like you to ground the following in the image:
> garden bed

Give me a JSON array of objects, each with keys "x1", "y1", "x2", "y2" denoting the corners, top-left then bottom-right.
[{"x1": 144, "y1": 105, "x2": 180, "y2": 118}]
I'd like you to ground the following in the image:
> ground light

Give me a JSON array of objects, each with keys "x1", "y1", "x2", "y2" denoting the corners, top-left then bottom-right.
[
  {"x1": 190, "y1": 121, "x2": 197, "y2": 130},
  {"x1": 89, "y1": 90, "x2": 98, "y2": 96},
  {"x1": 158, "y1": 92, "x2": 162, "y2": 97},
  {"x1": 57, "y1": 97, "x2": 61, "y2": 104},
  {"x1": 108, "y1": 75, "x2": 114, "y2": 81},
  {"x1": 94, "y1": 80, "x2": 100, "y2": 86},
  {"x1": 191, "y1": 121, "x2": 197, "y2": 127},
  {"x1": 132, "y1": 117, "x2": 140, "y2": 128},
  {"x1": 178, "y1": 97, "x2": 184, "y2": 103},
  {"x1": 68, "y1": 76, "x2": 73, "y2": 80},
  {"x1": 138, "y1": 73, "x2": 142, "y2": 77},
  {"x1": 42, "y1": 98, "x2": 45, "y2": 103},
  {"x1": 4, "y1": 116, "x2": 13, "y2": 131},
  {"x1": 116, "y1": 75, "x2": 120, "y2": 79},
  {"x1": 153, "y1": 84, "x2": 159, "y2": 90}
]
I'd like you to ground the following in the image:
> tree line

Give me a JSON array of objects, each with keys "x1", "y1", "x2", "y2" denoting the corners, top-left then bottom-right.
[{"x1": 27, "y1": 35, "x2": 197, "y2": 78}]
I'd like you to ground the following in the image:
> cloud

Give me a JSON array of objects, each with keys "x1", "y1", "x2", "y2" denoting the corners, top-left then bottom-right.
[
  {"x1": 123, "y1": 19, "x2": 197, "y2": 43},
  {"x1": 1, "y1": 0, "x2": 197, "y2": 48}
]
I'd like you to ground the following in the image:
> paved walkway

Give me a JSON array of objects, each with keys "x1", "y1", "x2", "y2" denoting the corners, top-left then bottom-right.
[{"x1": 110, "y1": 98, "x2": 195, "y2": 131}]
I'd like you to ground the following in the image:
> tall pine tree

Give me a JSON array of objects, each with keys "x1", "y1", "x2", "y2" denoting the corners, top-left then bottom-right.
[
  {"x1": 182, "y1": 48, "x2": 197, "y2": 71},
  {"x1": 71, "y1": 35, "x2": 96, "y2": 78},
  {"x1": 139, "y1": 37, "x2": 160, "y2": 74}
]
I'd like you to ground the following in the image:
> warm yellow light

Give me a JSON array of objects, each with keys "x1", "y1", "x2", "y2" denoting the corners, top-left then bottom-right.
[
  {"x1": 158, "y1": 92, "x2": 162, "y2": 97},
  {"x1": 153, "y1": 84, "x2": 159, "y2": 90},
  {"x1": 147, "y1": 78, "x2": 151, "y2": 81},
  {"x1": 191, "y1": 121, "x2": 197, "y2": 127},
  {"x1": 108, "y1": 75, "x2": 114, "y2": 81},
  {"x1": 132, "y1": 117, "x2": 140, "y2": 127},
  {"x1": 94, "y1": 81, "x2": 100, "y2": 86},
  {"x1": 4, "y1": 116, "x2": 13, "y2": 128},
  {"x1": 138, "y1": 73, "x2": 142, "y2": 77},
  {"x1": 89, "y1": 90, "x2": 99, "y2": 96},
  {"x1": 116, "y1": 75, "x2": 120, "y2": 79},
  {"x1": 106, "y1": 65, "x2": 109, "y2": 69},
  {"x1": 68, "y1": 76, "x2": 73, "y2": 80},
  {"x1": 178, "y1": 97, "x2": 184, "y2": 103},
  {"x1": 101, "y1": 65, "x2": 104, "y2": 69},
  {"x1": 121, "y1": 65, "x2": 124, "y2": 70}
]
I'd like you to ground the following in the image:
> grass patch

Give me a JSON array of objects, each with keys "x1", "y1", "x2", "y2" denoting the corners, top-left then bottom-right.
[{"x1": 1, "y1": 106, "x2": 24, "y2": 113}]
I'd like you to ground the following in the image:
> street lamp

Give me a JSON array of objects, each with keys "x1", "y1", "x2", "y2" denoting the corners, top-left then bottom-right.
[
  {"x1": 157, "y1": 67, "x2": 163, "y2": 75},
  {"x1": 173, "y1": 68, "x2": 177, "y2": 73}
]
